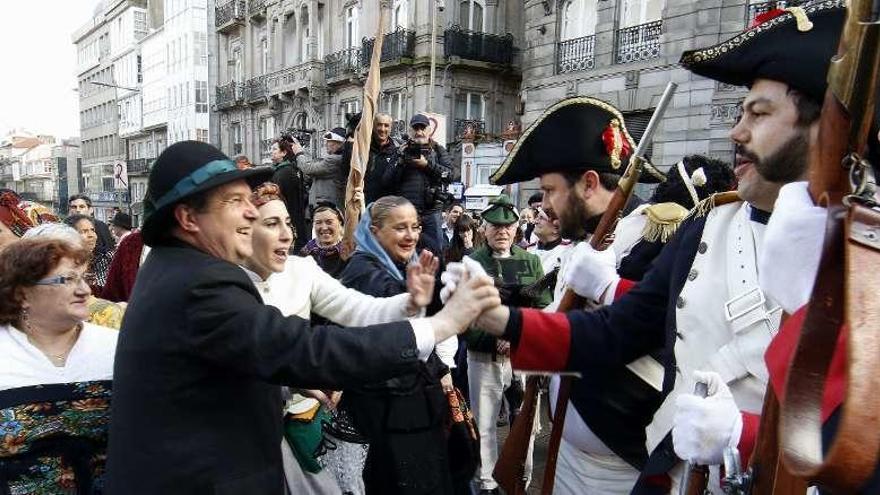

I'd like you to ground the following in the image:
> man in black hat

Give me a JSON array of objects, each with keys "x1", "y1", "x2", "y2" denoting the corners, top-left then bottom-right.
[
  {"x1": 384, "y1": 113, "x2": 453, "y2": 256},
  {"x1": 109, "y1": 211, "x2": 133, "y2": 244},
  {"x1": 461, "y1": 3, "x2": 846, "y2": 493},
  {"x1": 106, "y1": 140, "x2": 500, "y2": 494}
]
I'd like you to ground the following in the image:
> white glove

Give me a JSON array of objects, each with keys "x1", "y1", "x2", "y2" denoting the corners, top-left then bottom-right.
[
  {"x1": 672, "y1": 370, "x2": 743, "y2": 465},
  {"x1": 758, "y1": 181, "x2": 826, "y2": 314},
  {"x1": 561, "y1": 242, "x2": 619, "y2": 301},
  {"x1": 439, "y1": 256, "x2": 489, "y2": 303}
]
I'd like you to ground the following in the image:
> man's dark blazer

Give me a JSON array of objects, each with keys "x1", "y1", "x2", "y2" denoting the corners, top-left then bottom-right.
[{"x1": 106, "y1": 240, "x2": 422, "y2": 494}]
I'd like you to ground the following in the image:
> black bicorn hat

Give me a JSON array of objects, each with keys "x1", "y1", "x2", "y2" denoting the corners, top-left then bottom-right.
[
  {"x1": 490, "y1": 97, "x2": 666, "y2": 186},
  {"x1": 680, "y1": 0, "x2": 846, "y2": 104},
  {"x1": 141, "y1": 140, "x2": 273, "y2": 246}
]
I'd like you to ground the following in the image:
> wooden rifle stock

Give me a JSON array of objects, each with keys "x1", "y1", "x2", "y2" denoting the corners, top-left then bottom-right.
[
  {"x1": 747, "y1": 1, "x2": 880, "y2": 492},
  {"x1": 493, "y1": 376, "x2": 540, "y2": 495}
]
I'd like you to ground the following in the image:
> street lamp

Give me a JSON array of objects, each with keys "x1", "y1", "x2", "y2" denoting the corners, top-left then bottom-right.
[{"x1": 90, "y1": 81, "x2": 141, "y2": 93}]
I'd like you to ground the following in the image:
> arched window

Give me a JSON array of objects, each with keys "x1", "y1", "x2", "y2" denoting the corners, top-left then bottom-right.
[
  {"x1": 392, "y1": 0, "x2": 408, "y2": 29},
  {"x1": 560, "y1": 0, "x2": 598, "y2": 40},
  {"x1": 619, "y1": 0, "x2": 663, "y2": 27},
  {"x1": 345, "y1": 6, "x2": 359, "y2": 48},
  {"x1": 459, "y1": 0, "x2": 485, "y2": 32}
]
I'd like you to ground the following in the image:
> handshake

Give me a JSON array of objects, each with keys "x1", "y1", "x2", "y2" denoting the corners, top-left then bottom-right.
[{"x1": 428, "y1": 257, "x2": 510, "y2": 343}]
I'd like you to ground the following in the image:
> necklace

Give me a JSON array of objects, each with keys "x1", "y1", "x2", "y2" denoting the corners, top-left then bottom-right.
[{"x1": 29, "y1": 323, "x2": 83, "y2": 367}]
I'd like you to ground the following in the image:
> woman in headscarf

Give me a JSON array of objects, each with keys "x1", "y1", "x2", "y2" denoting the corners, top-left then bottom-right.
[
  {"x1": 299, "y1": 202, "x2": 347, "y2": 279},
  {"x1": 339, "y1": 195, "x2": 459, "y2": 495},
  {"x1": 64, "y1": 214, "x2": 114, "y2": 296},
  {"x1": 243, "y1": 183, "x2": 440, "y2": 495}
]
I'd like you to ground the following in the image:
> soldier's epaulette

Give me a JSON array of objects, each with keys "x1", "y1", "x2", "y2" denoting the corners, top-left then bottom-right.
[
  {"x1": 687, "y1": 191, "x2": 743, "y2": 219},
  {"x1": 641, "y1": 202, "x2": 690, "y2": 243}
]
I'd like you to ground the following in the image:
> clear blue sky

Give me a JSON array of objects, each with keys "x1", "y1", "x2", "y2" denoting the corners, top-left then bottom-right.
[{"x1": 0, "y1": 0, "x2": 99, "y2": 139}]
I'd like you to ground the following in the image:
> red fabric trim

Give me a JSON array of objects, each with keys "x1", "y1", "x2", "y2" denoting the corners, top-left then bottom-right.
[
  {"x1": 614, "y1": 278, "x2": 636, "y2": 300},
  {"x1": 511, "y1": 308, "x2": 571, "y2": 371},
  {"x1": 101, "y1": 231, "x2": 144, "y2": 302},
  {"x1": 765, "y1": 305, "x2": 847, "y2": 422},
  {"x1": 737, "y1": 412, "x2": 760, "y2": 467}
]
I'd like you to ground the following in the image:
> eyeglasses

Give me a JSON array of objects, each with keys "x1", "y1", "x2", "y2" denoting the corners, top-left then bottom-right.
[{"x1": 35, "y1": 273, "x2": 88, "y2": 287}]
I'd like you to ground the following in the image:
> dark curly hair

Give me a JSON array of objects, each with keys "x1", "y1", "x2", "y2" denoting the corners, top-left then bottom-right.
[
  {"x1": 0, "y1": 238, "x2": 91, "y2": 325},
  {"x1": 650, "y1": 154, "x2": 736, "y2": 208}
]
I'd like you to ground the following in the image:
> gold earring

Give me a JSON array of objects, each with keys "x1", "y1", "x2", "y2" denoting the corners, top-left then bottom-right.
[{"x1": 20, "y1": 308, "x2": 31, "y2": 332}]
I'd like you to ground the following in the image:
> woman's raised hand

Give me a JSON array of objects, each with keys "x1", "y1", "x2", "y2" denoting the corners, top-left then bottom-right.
[{"x1": 406, "y1": 250, "x2": 440, "y2": 310}]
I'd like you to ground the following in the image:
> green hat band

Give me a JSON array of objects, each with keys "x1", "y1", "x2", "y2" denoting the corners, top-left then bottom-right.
[{"x1": 153, "y1": 159, "x2": 238, "y2": 211}]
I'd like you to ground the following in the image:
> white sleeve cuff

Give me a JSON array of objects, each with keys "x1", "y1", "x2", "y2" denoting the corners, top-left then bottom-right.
[
  {"x1": 601, "y1": 277, "x2": 621, "y2": 305},
  {"x1": 410, "y1": 318, "x2": 436, "y2": 362}
]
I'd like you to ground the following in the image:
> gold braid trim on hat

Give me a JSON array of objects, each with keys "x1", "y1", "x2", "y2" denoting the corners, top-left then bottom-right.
[
  {"x1": 490, "y1": 96, "x2": 637, "y2": 183},
  {"x1": 609, "y1": 119, "x2": 623, "y2": 169},
  {"x1": 679, "y1": 0, "x2": 841, "y2": 66},
  {"x1": 784, "y1": 7, "x2": 814, "y2": 32}
]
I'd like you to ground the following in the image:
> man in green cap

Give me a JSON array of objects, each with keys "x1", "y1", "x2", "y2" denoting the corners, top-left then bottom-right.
[{"x1": 465, "y1": 193, "x2": 551, "y2": 494}]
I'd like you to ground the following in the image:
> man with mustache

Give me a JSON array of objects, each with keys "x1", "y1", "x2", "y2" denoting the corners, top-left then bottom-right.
[{"x1": 467, "y1": 3, "x2": 845, "y2": 493}]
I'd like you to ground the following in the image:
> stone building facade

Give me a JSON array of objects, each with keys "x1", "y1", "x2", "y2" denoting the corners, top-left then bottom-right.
[
  {"x1": 208, "y1": 0, "x2": 524, "y2": 190},
  {"x1": 516, "y1": 0, "x2": 795, "y2": 199}
]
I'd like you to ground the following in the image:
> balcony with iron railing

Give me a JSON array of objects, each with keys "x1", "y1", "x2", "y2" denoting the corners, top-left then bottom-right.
[
  {"x1": 454, "y1": 119, "x2": 486, "y2": 140},
  {"x1": 243, "y1": 75, "x2": 268, "y2": 104},
  {"x1": 745, "y1": 0, "x2": 806, "y2": 23},
  {"x1": 248, "y1": 0, "x2": 266, "y2": 18},
  {"x1": 615, "y1": 20, "x2": 662, "y2": 64},
  {"x1": 216, "y1": 0, "x2": 246, "y2": 32},
  {"x1": 127, "y1": 157, "x2": 154, "y2": 176},
  {"x1": 443, "y1": 26, "x2": 514, "y2": 65},
  {"x1": 216, "y1": 81, "x2": 243, "y2": 110},
  {"x1": 265, "y1": 61, "x2": 325, "y2": 97},
  {"x1": 360, "y1": 28, "x2": 416, "y2": 67},
  {"x1": 556, "y1": 34, "x2": 596, "y2": 74},
  {"x1": 324, "y1": 48, "x2": 362, "y2": 81}
]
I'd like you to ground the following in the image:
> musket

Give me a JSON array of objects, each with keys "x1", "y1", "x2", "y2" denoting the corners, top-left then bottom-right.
[
  {"x1": 493, "y1": 82, "x2": 677, "y2": 495},
  {"x1": 730, "y1": 1, "x2": 880, "y2": 493},
  {"x1": 679, "y1": 382, "x2": 710, "y2": 495}
]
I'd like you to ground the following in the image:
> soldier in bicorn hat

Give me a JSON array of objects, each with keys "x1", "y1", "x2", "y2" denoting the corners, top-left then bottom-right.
[
  {"x1": 484, "y1": 97, "x2": 669, "y2": 493},
  {"x1": 452, "y1": 2, "x2": 848, "y2": 493},
  {"x1": 106, "y1": 140, "x2": 501, "y2": 494}
]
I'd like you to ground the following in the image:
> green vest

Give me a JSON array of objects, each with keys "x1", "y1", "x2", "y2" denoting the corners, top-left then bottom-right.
[{"x1": 464, "y1": 245, "x2": 551, "y2": 353}]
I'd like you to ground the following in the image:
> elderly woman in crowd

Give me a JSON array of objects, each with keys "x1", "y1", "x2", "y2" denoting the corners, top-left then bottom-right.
[
  {"x1": 64, "y1": 214, "x2": 114, "y2": 295},
  {"x1": 339, "y1": 195, "x2": 459, "y2": 495},
  {"x1": 299, "y1": 202, "x2": 347, "y2": 279},
  {"x1": 0, "y1": 237, "x2": 118, "y2": 493},
  {"x1": 24, "y1": 223, "x2": 127, "y2": 329},
  {"x1": 243, "y1": 183, "x2": 440, "y2": 495}
]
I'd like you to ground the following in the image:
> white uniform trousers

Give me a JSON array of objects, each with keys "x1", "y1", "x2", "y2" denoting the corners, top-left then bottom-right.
[
  {"x1": 553, "y1": 438, "x2": 640, "y2": 494},
  {"x1": 468, "y1": 351, "x2": 537, "y2": 490}
]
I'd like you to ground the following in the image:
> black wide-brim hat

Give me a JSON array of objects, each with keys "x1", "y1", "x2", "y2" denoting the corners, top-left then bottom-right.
[
  {"x1": 491, "y1": 97, "x2": 665, "y2": 186},
  {"x1": 141, "y1": 140, "x2": 273, "y2": 246},
  {"x1": 680, "y1": 1, "x2": 846, "y2": 104}
]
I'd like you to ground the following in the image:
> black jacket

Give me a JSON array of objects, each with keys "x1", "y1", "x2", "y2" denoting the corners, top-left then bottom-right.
[
  {"x1": 341, "y1": 138, "x2": 400, "y2": 205},
  {"x1": 384, "y1": 141, "x2": 452, "y2": 212},
  {"x1": 106, "y1": 240, "x2": 422, "y2": 494},
  {"x1": 272, "y1": 156, "x2": 310, "y2": 251}
]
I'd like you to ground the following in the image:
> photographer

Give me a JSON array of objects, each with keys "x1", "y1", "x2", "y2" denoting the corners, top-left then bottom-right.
[
  {"x1": 270, "y1": 134, "x2": 310, "y2": 252},
  {"x1": 384, "y1": 114, "x2": 452, "y2": 256}
]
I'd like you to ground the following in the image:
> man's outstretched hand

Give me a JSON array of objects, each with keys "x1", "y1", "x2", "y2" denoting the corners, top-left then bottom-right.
[{"x1": 431, "y1": 271, "x2": 500, "y2": 343}]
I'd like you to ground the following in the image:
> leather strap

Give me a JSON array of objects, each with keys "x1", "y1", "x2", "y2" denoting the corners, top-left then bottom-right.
[{"x1": 779, "y1": 204, "x2": 880, "y2": 492}]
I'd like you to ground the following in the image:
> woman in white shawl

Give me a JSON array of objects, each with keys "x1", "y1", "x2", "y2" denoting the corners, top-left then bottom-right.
[{"x1": 242, "y1": 182, "x2": 454, "y2": 494}]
